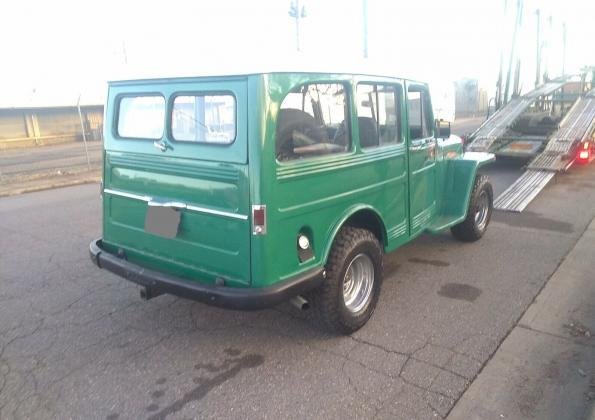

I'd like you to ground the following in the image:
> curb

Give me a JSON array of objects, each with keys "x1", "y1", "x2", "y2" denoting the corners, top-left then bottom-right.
[{"x1": 0, "y1": 176, "x2": 101, "y2": 197}]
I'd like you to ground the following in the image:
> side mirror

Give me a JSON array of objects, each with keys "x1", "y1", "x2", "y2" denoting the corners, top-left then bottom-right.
[{"x1": 435, "y1": 119, "x2": 451, "y2": 139}]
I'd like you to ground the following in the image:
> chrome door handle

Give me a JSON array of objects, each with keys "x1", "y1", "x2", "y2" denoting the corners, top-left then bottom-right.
[{"x1": 153, "y1": 140, "x2": 168, "y2": 152}]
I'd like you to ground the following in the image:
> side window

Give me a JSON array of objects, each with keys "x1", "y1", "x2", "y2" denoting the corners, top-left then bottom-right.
[
  {"x1": 356, "y1": 84, "x2": 401, "y2": 148},
  {"x1": 117, "y1": 96, "x2": 165, "y2": 139},
  {"x1": 276, "y1": 83, "x2": 350, "y2": 162},
  {"x1": 171, "y1": 94, "x2": 236, "y2": 144},
  {"x1": 407, "y1": 88, "x2": 432, "y2": 140}
]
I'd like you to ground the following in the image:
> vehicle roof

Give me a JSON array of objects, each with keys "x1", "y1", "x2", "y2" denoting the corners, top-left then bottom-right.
[{"x1": 108, "y1": 56, "x2": 427, "y2": 86}]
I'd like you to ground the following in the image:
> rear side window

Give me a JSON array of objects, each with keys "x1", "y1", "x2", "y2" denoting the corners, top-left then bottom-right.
[
  {"x1": 117, "y1": 96, "x2": 165, "y2": 139},
  {"x1": 276, "y1": 83, "x2": 350, "y2": 161},
  {"x1": 171, "y1": 94, "x2": 236, "y2": 144},
  {"x1": 356, "y1": 84, "x2": 402, "y2": 148}
]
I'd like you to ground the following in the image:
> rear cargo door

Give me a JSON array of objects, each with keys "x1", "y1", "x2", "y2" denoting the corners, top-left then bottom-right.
[{"x1": 102, "y1": 78, "x2": 251, "y2": 286}]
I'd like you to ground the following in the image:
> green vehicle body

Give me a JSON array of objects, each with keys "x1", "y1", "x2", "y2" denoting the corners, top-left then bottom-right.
[{"x1": 91, "y1": 72, "x2": 494, "y2": 309}]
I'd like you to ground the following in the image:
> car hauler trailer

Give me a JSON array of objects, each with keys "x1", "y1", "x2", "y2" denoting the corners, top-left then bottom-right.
[{"x1": 495, "y1": 88, "x2": 595, "y2": 211}]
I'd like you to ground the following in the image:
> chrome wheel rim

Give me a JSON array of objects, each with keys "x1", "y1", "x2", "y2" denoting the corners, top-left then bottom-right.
[
  {"x1": 475, "y1": 191, "x2": 490, "y2": 231},
  {"x1": 342, "y1": 253, "x2": 375, "y2": 314}
]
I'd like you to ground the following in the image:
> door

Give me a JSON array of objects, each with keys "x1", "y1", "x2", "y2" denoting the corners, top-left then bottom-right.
[
  {"x1": 102, "y1": 78, "x2": 251, "y2": 286},
  {"x1": 406, "y1": 84, "x2": 436, "y2": 236}
]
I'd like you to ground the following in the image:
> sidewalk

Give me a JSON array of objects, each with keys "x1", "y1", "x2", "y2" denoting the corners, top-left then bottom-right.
[{"x1": 449, "y1": 218, "x2": 595, "y2": 420}]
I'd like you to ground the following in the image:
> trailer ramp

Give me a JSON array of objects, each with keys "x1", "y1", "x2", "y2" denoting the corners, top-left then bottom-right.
[
  {"x1": 467, "y1": 80, "x2": 568, "y2": 152},
  {"x1": 495, "y1": 89, "x2": 595, "y2": 212}
]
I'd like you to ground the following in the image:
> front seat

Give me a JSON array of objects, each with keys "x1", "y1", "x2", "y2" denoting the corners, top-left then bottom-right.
[{"x1": 358, "y1": 117, "x2": 378, "y2": 148}]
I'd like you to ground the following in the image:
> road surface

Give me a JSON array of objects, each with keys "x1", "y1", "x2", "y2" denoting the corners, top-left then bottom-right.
[{"x1": 1, "y1": 159, "x2": 594, "y2": 419}]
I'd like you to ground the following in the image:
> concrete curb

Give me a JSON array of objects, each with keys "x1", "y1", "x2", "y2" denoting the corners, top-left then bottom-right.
[{"x1": 0, "y1": 176, "x2": 101, "y2": 197}]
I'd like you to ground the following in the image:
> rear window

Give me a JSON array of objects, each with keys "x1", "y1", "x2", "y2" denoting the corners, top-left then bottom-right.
[
  {"x1": 117, "y1": 95, "x2": 165, "y2": 139},
  {"x1": 171, "y1": 94, "x2": 236, "y2": 144}
]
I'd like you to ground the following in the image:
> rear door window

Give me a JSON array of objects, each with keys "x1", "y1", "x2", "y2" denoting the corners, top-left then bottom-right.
[
  {"x1": 276, "y1": 83, "x2": 350, "y2": 161},
  {"x1": 117, "y1": 95, "x2": 165, "y2": 139},
  {"x1": 171, "y1": 94, "x2": 236, "y2": 144},
  {"x1": 356, "y1": 84, "x2": 402, "y2": 148}
]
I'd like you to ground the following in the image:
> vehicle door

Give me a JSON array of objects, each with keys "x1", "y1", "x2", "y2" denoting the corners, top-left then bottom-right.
[{"x1": 406, "y1": 83, "x2": 436, "y2": 236}]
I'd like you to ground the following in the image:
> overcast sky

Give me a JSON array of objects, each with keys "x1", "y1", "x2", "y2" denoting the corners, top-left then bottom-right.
[{"x1": 1, "y1": 0, "x2": 593, "y2": 109}]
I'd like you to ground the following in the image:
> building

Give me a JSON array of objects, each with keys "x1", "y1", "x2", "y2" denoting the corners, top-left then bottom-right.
[{"x1": 0, "y1": 105, "x2": 103, "y2": 150}]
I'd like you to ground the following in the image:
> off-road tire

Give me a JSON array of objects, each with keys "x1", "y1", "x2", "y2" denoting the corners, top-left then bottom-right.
[
  {"x1": 451, "y1": 174, "x2": 493, "y2": 242},
  {"x1": 310, "y1": 226, "x2": 383, "y2": 335}
]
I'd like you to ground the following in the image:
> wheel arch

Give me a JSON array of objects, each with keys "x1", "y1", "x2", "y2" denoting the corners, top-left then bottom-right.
[{"x1": 321, "y1": 205, "x2": 387, "y2": 265}]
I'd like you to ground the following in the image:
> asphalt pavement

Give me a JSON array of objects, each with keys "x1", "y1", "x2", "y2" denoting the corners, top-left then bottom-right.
[{"x1": 1, "y1": 157, "x2": 594, "y2": 418}]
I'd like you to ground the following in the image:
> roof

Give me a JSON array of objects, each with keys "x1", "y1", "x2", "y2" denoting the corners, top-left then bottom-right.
[{"x1": 108, "y1": 55, "x2": 426, "y2": 85}]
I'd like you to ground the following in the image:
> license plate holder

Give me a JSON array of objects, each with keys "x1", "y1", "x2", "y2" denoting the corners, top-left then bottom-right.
[{"x1": 145, "y1": 206, "x2": 181, "y2": 238}]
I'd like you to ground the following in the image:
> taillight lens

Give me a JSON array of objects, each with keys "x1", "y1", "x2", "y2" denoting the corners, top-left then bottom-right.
[{"x1": 252, "y1": 205, "x2": 267, "y2": 235}]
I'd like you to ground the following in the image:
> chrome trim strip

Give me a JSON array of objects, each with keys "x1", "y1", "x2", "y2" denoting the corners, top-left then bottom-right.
[
  {"x1": 103, "y1": 188, "x2": 248, "y2": 220},
  {"x1": 103, "y1": 188, "x2": 151, "y2": 202},
  {"x1": 186, "y1": 204, "x2": 248, "y2": 220}
]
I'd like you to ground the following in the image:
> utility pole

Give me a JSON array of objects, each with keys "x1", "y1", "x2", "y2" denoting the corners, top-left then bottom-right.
[
  {"x1": 504, "y1": 0, "x2": 522, "y2": 105},
  {"x1": 495, "y1": 0, "x2": 507, "y2": 110},
  {"x1": 562, "y1": 22, "x2": 567, "y2": 76},
  {"x1": 535, "y1": 9, "x2": 541, "y2": 87},
  {"x1": 512, "y1": 1, "x2": 523, "y2": 98},
  {"x1": 362, "y1": 0, "x2": 368, "y2": 58},
  {"x1": 288, "y1": 0, "x2": 307, "y2": 52}
]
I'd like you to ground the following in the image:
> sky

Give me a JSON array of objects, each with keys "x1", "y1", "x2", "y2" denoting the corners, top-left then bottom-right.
[{"x1": 1, "y1": 0, "x2": 593, "y2": 111}]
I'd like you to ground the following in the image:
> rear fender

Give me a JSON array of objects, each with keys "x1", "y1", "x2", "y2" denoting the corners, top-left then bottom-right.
[{"x1": 321, "y1": 205, "x2": 387, "y2": 265}]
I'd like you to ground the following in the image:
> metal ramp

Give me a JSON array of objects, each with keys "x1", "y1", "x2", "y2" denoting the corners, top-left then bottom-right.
[
  {"x1": 494, "y1": 170, "x2": 555, "y2": 212},
  {"x1": 495, "y1": 89, "x2": 595, "y2": 212},
  {"x1": 467, "y1": 79, "x2": 568, "y2": 152}
]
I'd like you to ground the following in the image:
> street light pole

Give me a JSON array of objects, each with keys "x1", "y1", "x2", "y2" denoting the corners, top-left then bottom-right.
[
  {"x1": 535, "y1": 9, "x2": 541, "y2": 88},
  {"x1": 561, "y1": 22, "x2": 566, "y2": 76},
  {"x1": 362, "y1": 0, "x2": 368, "y2": 58},
  {"x1": 288, "y1": 0, "x2": 306, "y2": 52}
]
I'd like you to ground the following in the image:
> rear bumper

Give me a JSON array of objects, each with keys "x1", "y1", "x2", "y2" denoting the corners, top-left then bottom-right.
[{"x1": 89, "y1": 238, "x2": 324, "y2": 310}]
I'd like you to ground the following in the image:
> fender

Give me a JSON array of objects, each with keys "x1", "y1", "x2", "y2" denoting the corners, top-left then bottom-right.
[
  {"x1": 320, "y1": 204, "x2": 388, "y2": 265},
  {"x1": 458, "y1": 152, "x2": 495, "y2": 213}
]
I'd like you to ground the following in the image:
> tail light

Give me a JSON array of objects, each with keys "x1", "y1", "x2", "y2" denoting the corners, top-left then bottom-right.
[
  {"x1": 252, "y1": 205, "x2": 267, "y2": 235},
  {"x1": 578, "y1": 142, "x2": 590, "y2": 161}
]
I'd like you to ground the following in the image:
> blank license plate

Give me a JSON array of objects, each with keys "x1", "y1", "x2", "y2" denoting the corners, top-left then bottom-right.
[{"x1": 145, "y1": 206, "x2": 181, "y2": 238}]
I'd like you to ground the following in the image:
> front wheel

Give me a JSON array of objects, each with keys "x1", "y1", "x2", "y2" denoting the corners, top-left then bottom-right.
[
  {"x1": 451, "y1": 175, "x2": 493, "y2": 242},
  {"x1": 310, "y1": 226, "x2": 383, "y2": 335}
]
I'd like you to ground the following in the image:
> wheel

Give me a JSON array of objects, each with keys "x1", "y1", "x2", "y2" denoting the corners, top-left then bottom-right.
[
  {"x1": 310, "y1": 226, "x2": 383, "y2": 334},
  {"x1": 451, "y1": 174, "x2": 493, "y2": 242}
]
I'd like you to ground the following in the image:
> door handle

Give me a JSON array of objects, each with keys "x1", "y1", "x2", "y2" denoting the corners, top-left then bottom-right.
[{"x1": 153, "y1": 140, "x2": 168, "y2": 152}]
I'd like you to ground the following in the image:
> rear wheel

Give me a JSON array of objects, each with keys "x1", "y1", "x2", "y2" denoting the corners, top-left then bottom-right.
[
  {"x1": 310, "y1": 226, "x2": 383, "y2": 334},
  {"x1": 451, "y1": 175, "x2": 493, "y2": 242}
]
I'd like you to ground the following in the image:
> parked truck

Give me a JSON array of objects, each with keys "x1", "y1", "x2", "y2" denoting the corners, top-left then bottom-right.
[{"x1": 90, "y1": 71, "x2": 495, "y2": 334}]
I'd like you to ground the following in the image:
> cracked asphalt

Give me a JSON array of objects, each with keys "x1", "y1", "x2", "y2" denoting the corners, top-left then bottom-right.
[{"x1": 1, "y1": 162, "x2": 594, "y2": 419}]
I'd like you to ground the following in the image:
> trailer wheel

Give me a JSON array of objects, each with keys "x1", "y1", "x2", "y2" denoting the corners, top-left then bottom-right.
[
  {"x1": 451, "y1": 175, "x2": 493, "y2": 242},
  {"x1": 310, "y1": 226, "x2": 383, "y2": 335}
]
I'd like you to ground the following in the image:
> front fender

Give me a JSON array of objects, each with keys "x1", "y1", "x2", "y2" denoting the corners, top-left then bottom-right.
[{"x1": 429, "y1": 152, "x2": 494, "y2": 233}]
